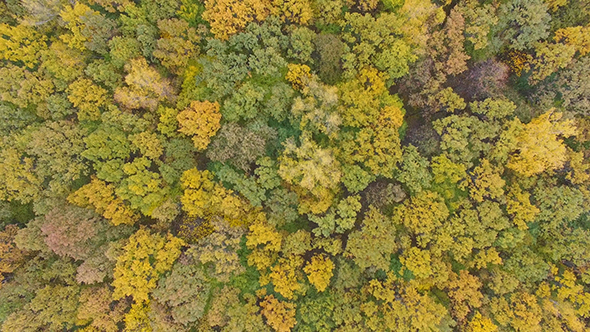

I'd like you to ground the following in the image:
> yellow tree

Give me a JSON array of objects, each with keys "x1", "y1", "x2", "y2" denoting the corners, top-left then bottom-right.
[
  {"x1": 260, "y1": 295, "x2": 297, "y2": 332},
  {"x1": 0, "y1": 23, "x2": 47, "y2": 68},
  {"x1": 202, "y1": 0, "x2": 272, "y2": 40},
  {"x1": 112, "y1": 228, "x2": 184, "y2": 304},
  {"x1": 67, "y1": 78, "x2": 108, "y2": 121},
  {"x1": 272, "y1": 0, "x2": 313, "y2": 25},
  {"x1": 304, "y1": 254, "x2": 335, "y2": 292},
  {"x1": 177, "y1": 100, "x2": 222, "y2": 150},
  {"x1": 447, "y1": 270, "x2": 483, "y2": 323},
  {"x1": 269, "y1": 256, "x2": 304, "y2": 299},
  {"x1": 506, "y1": 111, "x2": 577, "y2": 177},
  {"x1": 114, "y1": 57, "x2": 176, "y2": 111},
  {"x1": 67, "y1": 177, "x2": 139, "y2": 226}
]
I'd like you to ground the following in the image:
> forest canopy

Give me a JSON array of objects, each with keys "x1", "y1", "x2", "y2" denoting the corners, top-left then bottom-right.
[{"x1": 1, "y1": 0, "x2": 590, "y2": 330}]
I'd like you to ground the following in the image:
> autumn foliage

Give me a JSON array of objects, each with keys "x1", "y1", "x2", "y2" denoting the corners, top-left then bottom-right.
[{"x1": 1, "y1": 0, "x2": 590, "y2": 331}]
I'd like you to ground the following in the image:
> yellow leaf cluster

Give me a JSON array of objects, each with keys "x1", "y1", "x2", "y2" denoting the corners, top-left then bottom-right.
[
  {"x1": 303, "y1": 254, "x2": 334, "y2": 292},
  {"x1": 246, "y1": 221, "x2": 282, "y2": 271},
  {"x1": 468, "y1": 311, "x2": 498, "y2": 332},
  {"x1": 507, "y1": 111, "x2": 577, "y2": 177},
  {"x1": 554, "y1": 25, "x2": 590, "y2": 55},
  {"x1": 285, "y1": 63, "x2": 312, "y2": 90},
  {"x1": 0, "y1": 23, "x2": 47, "y2": 68},
  {"x1": 59, "y1": 3, "x2": 100, "y2": 51},
  {"x1": 67, "y1": 78, "x2": 108, "y2": 121},
  {"x1": 177, "y1": 100, "x2": 222, "y2": 150},
  {"x1": 202, "y1": 0, "x2": 272, "y2": 40},
  {"x1": 506, "y1": 185, "x2": 540, "y2": 230},
  {"x1": 270, "y1": 256, "x2": 303, "y2": 299},
  {"x1": 260, "y1": 295, "x2": 297, "y2": 332},
  {"x1": 112, "y1": 229, "x2": 184, "y2": 304},
  {"x1": 272, "y1": 0, "x2": 313, "y2": 25},
  {"x1": 68, "y1": 177, "x2": 138, "y2": 226},
  {"x1": 180, "y1": 168, "x2": 253, "y2": 226}
]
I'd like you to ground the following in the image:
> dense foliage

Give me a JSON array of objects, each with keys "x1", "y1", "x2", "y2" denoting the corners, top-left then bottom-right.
[{"x1": 0, "y1": 0, "x2": 590, "y2": 330}]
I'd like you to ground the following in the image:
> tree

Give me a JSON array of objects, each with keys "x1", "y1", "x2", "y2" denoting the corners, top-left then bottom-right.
[
  {"x1": 188, "y1": 217, "x2": 246, "y2": 282},
  {"x1": 153, "y1": 18, "x2": 200, "y2": 73},
  {"x1": 152, "y1": 263, "x2": 211, "y2": 325},
  {"x1": 60, "y1": 3, "x2": 117, "y2": 53},
  {"x1": 39, "y1": 204, "x2": 105, "y2": 261},
  {"x1": 67, "y1": 78, "x2": 109, "y2": 121},
  {"x1": 202, "y1": 0, "x2": 272, "y2": 40},
  {"x1": 177, "y1": 100, "x2": 221, "y2": 150},
  {"x1": 396, "y1": 145, "x2": 432, "y2": 195},
  {"x1": 112, "y1": 228, "x2": 184, "y2": 304},
  {"x1": 206, "y1": 286, "x2": 270, "y2": 331},
  {"x1": 0, "y1": 224, "x2": 26, "y2": 287},
  {"x1": 309, "y1": 195, "x2": 361, "y2": 237},
  {"x1": 68, "y1": 177, "x2": 139, "y2": 226},
  {"x1": 272, "y1": 0, "x2": 313, "y2": 25},
  {"x1": 506, "y1": 111, "x2": 577, "y2": 176},
  {"x1": 304, "y1": 254, "x2": 334, "y2": 292},
  {"x1": 447, "y1": 270, "x2": 483, "y2": 322},
  {"x1": 260, "y1": 295, "x2": 297, "y2": 332},
  {"x1": 114, "y1": 57, "x2": 176, "y2": 111},
  {"x1": 345, "y1": 207, "x2": 396, "y2": 271},
  {"x1": 77, "y1": 286, "x2": 128, "y2": 332},
  {"x1": 0, "y1": 23, "x2": 47, "y2": 68},
  {"x1": 207, "y1": 123, "x2": 269, "y2": 172},
  {"x1": 496, "y1": 0, "x2": 551, "y2": 51},
  {"x1": 529, "y1": 41, "x2": 576, "y2": 83},
  {"x1": 269, "y1": 256, "x2": 304, "y2": 299},
  {"x1": 278, "y1": 132, "x2": 341, "y2": 214}
]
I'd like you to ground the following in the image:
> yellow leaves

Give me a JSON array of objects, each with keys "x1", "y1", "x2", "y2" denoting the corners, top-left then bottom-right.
[
  {"x1": 0, "y1": 146, "x2": 42, "y2": 203},
  {"x1": 468, "y1": 311, "x2": 498, "y2": 332},
  {"x1": 543, "y1": 0, "x2": 567, "y2": 11},
  {"x1": 285, "y1": 63, "x2": 312, "y2": 90},
  {"x1": 177, "y1": 100, "x2": 222, "y2": 150},
  {"x1": 469, "y1": 159, "x2": 505, "y2": 203},
  {"x1": 566, "y1": 148, "x2": 590, "y2": 185},
  {"x1": 246, "y1": 221, "x2": 282, "y2": 271},
  {"x1": 123, "y1": 302, "x2": 151, "y2": 332},
  {"x1": 180, "y1": 168, "x2": 216, "y2": 218},
  {"x1": 506, "y1": 185, "x2": 540, "y2": 230},
  {"x1": 529, "y1": 41, "x2": 576, "y2": 83},
  {"x1": 278, "y1": 132, "x2": 341, "y2": 214},
  {"x1": 68, "y1": 177, "x2": 139, "y2": 226},
  {"x1": 507, "y1": 111, "x2": 577, "y2": 177},
  {"x1": 180, "y1": 168, "x2": 253, "y2": 226},
  {"x1": 400, "y1": 247, "x2": 433, "y2": 279},
  {"x1": 260, "y1": 295, "x2": 297, "y2": 332},
  {"x1": 112, "y1": 229, "x2": 184, "y2": 304},
  {"x1": 338, "y1": 67, "x2": 388, "y2": 128},
  {"x1": 0, "y1": 224, "x2": 26, "y2": 288},
  {"x1": 272, "y1": 0, "x2": 313, "y2": 25},
  {"x1": 59, "y1": 3, "x2": 99, "y2": 51},
  {"x1": 203, "y1": 0, "x2": 272, "y2": 40},
  {"x1": 0, "y1": 23, "x2": 47, "y2": 68},
  {"x1": 114, "y1": 57, "x2": 175, "y2": 111},
  {"x1": 490, "y1": 292, "x2": 543, "y2": 331},
  {"x1": 379, "y1": 104, "x2": 405, "y2": 129},
  {"x1": 67, "y1": 78, "x2": 108, "y2": 121},
  {"x1": 505, "y1": 50, "x2": 532, "y2": 77},
  {"x1": 554, "y1": 269, "x2": 590, "y2": 318},
  {"x1": 447, "y1": 270, "x2": 483, "y2": 322},
  {"x1": 303, "y1": 254, "x2": 334, "y2": 292},
  {"x1": 269, "y1": 256, "x2": 303, "y2": 299},
  {"x1": 397, "y1": 191, "x2": 449, "y2": 247},
  {"x1": 554, "y1": 25, "x2": 590, "y2": 56}
]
